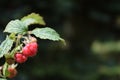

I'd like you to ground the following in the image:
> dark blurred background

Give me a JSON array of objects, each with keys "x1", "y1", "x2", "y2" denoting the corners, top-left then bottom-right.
[{"x1": 1, "y1": 0, "x2": 120, "y2": 80}]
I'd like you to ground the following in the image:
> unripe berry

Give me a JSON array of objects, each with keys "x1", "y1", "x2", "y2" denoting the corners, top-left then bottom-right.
[
  {"x1": 7, "y1": 67, "x2": 17, "y2": 78},
  {"x1": 15, "y1": 53, "x2": 27, "y2": 63},
  {"x1": 22, "y1": 42, "x2": 38, "y2": 57}
]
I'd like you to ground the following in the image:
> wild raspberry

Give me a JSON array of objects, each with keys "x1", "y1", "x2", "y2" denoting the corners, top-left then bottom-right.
[
  {"x1": 7, "y1": 67, "x2": 17, "y2": 78},
  {"x1": 15, "y1": 53, "x2": 27, "y2": 63},
  {"x1": 22, "y1": 42, "x2": 38, "y2": 57}
]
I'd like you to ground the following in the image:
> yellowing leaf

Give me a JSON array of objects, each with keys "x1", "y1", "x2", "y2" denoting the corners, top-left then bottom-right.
[{"x1": 21, "y1": 13, "x2": 46, "y2": 26}]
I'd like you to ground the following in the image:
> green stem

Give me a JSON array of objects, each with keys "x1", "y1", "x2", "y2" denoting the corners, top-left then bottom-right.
[
  {"x1": 10, "y1": 44, "x2": 23, "y2": 58},
  {"x1": 2, "y1": 63, "x2": 8, "y2": 79},
  {"x1": 16, "y1": 34, "x2": 22, "y2": 47}
]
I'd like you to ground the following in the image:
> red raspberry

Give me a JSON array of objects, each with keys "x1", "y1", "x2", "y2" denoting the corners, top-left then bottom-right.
[
  {"x1": 22, "y1": 42, "x2": 38, "y2": 57},
  {"x1": 15, "y1": 53, "x2": 27, "y2": 63},
  {"x1": 7, "y1": 67, "x2": 17, "y2": 78}
]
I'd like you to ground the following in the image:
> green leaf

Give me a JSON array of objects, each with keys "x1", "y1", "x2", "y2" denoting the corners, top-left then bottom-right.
[
  {"x1": 0, "y1": 36, "x2": 14, "y2": 58},
  {"x1": 32, "y1": 27, "x2": 64, "y2": 41},
  {"x1": 3, "y1": 63, "x2": 9, "y2": 77},
  {"x1": 4, "y1": 20, "x2": 28, "y2": 34},
  {"x1": 0, "y1": 78, "x2": 7, "y2": 80},
  {"x1": 21, "y1": 13, "x2": 46, "y2": 26}
]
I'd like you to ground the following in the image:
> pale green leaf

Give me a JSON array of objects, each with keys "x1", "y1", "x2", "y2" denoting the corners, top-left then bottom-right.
[
  {"x1": 4, "y1": 20, "x2": 28, "y2": 34},
  {"x1": 0, "y1": 78, "x2": 7, "y2": 80},
  {"x1": 3, "y1": 63, "x2": 9, "y2": 77},
  {"x1": 0, "y1": 36, "x2": 14, "y2": 58},
  {"x1": 32, "y1": 27, "x2": 63, "y2": 41},
  {"x1": 21, "y1": 13, "x2": 46, "y2": 26}
]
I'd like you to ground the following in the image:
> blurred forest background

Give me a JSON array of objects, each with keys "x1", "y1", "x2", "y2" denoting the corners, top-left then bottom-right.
[{"x1": 0, "y1": 0, "x2": 120, "y2": 80}]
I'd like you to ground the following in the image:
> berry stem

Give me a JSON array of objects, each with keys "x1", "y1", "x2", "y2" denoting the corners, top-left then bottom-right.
[
  {"x1": 10, "y1": 44, "x2": 23, "y2": 58},
  {"x1": 16, "y1": 34, "x2": 22, "y2": 47}
]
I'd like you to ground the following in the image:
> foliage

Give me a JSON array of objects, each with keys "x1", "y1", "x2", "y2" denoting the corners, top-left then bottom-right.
[
  {"x1": 0, "y1": 0, "x2": 120, "y2": 80},
  {"x1": 0, "y1": 13, "x2": 65, "y2": 79}
]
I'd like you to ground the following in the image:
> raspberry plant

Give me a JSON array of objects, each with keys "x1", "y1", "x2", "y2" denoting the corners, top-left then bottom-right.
[{"x1": 0, "y1": 13, "x2": 65, "y2": 79}]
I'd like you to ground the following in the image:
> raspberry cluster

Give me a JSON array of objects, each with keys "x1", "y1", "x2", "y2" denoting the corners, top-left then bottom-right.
[
  {"x1": 0, "y1": 13, "x2": 64, "y2": 79},
  {"x1": 15, "y1": 37, "x2": 38, "y2": 63},
  {"x1": 0, "y1": 35, "x2": 38, "y2": 78},
  {"x1": 5, "y1": 36, "x2": 38, "y2": 78}
]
